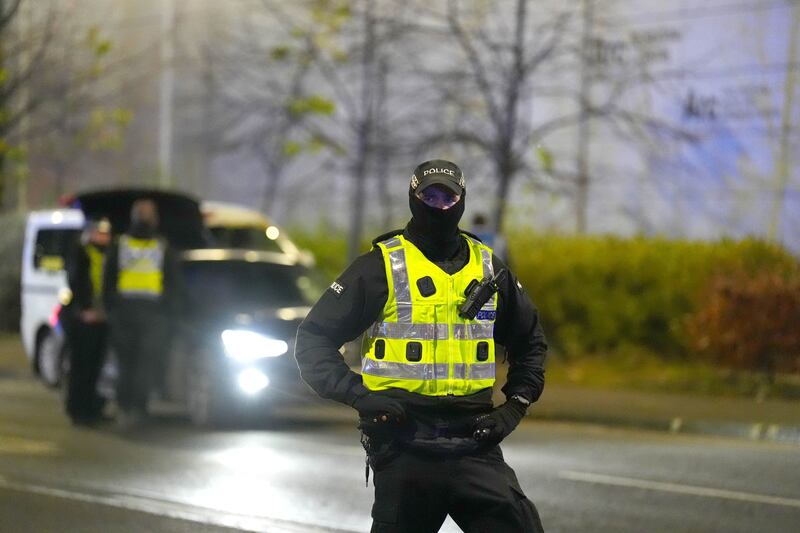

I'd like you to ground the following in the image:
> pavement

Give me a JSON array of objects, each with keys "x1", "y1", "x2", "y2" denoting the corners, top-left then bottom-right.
[{"x1": 3, "y1": 333, "x2": 799, "y2": 445}]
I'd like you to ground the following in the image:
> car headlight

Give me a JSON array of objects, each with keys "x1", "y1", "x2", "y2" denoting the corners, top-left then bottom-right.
[
  {"x1": 237, "y1": 368, "x2": 270, "y2": 394},
  {"x1": 221, "y1": 329, "x2": 288, "y2": 362}
]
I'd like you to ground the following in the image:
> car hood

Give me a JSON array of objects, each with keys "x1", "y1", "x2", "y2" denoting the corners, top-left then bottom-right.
[
  {"x1": 185, "y1": 305, "x2": 311, "y2": 343},
  {"x1": 71, "y1": 188, "x2": 207, "y2": 249},
  {"x1": 189, "y1": 304, "x2": 310, "y2": 325}
]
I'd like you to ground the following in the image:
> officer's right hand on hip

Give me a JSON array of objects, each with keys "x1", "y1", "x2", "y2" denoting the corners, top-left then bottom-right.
[{"x1": 351, "y1": 392, "x2": 406, "y2": 424}]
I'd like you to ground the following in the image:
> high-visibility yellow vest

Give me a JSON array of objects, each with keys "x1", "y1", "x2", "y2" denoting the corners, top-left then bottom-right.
[
  {"x1": 85, "y1": 244, "x2": 105, "y2": 303},
  {"x1": 117, "y1": 235, "x2": 164, "y2": 298},
  {"x1": 361, "y1": 234, "x2": 497, "y2": 396}
]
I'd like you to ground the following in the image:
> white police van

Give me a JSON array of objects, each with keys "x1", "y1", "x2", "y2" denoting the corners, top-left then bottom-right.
[{"x1": 20, "y1": 208, "x2": 84, "y2": 386}]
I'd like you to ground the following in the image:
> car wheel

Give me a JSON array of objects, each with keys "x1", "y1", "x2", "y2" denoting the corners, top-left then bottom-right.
[
  {"x1": 187, "y1": 358, "x2": 229, "y2": 428},
  {"x1": 38, "y1": 330, "x2": 65, "y2": 388}
]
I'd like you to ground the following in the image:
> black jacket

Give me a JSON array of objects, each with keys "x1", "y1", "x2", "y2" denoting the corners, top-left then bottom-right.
[
  {"x1": 294, "y1": 229, "x2": 547, "y2": 415},
  {"x1": 64, "y1": 242, "x2": 104, "y2": 317}
]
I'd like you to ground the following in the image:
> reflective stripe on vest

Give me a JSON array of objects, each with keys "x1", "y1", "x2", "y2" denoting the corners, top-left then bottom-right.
[
  {"x1": 452, "y1": 323, "x2": 494, "y2": 340},
  {"x1": 117, "y1": 235, "x2": 164, "y2": 298},
  {"x1": 362, "y1": 360, "x2": 496, "y2": 381},
  {"x1": 361, "y1": 234, "x2": 497, "y2": 396},
  {"x1": 369, "y1": 322, "x2": 449, "y2": 340},
  {"x1": 85, "y1": 244, "x2": 105, "y2": 303},
  {"x1": 363, "y1": 360, "x2": 450, "y2": 380}
]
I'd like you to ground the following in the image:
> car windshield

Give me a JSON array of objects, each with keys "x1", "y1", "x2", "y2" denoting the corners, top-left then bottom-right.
[{"x1": 181, "y1": 260, "x2": 324, "y2": 310}]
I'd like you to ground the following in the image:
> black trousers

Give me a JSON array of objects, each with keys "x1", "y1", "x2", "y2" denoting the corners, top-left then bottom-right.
[
  {"x1": 370, "y1": 445, "x2": 544, "y2": 533},
  {"x1": 110, "y1": 311, "x2": 168, "y2": 413},
  {"x1": 64, "y1": 320, "x2": 107, "y2": 420}
]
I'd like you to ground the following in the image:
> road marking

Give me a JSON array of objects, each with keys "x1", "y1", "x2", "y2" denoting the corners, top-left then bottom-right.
[
  {"x1": 0, "y1": 435, "x2": 59, "y2": 456},
  {"x1": 560, "y1": 470, "x2": 800, "y2": 509},
  {"x1": 0, "y1": 474, "x2": 356, "y2": 533}
]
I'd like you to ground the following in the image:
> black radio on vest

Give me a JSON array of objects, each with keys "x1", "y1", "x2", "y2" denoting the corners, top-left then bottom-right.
[{"x1": 458, "y1": 268, "x2": 507, "y2": 320}]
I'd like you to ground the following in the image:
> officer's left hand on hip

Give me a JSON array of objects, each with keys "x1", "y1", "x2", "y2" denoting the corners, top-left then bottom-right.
[{"x1": 351, "y1": 392, "x2": 406, "y2": 420}]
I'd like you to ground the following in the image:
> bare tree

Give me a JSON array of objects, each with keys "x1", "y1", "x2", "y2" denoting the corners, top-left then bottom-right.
[
  {"x1": 407, "y1": 0, "x2": 576, "y2": 232},
  {"x1": 204, "y1": 8, "x2": 319, "y2": 215},
  {"x1": 0, "y1": 0, "x2": 126, "y2": 209},
  {"x1": 0, "y1": 0, "x2": 53, "y2": 209},
  {"x1": 211, "y1": 0, "x2": 421, "y2": 260},
  {"x1": 408, "y1": 0, "x2": 697, "y2": 234},
  {"x1": 206, "y1": 0, "x2": 701, "y2": 244}
]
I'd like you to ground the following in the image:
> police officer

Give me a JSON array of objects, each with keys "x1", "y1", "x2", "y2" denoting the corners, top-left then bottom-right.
[
  {"x1": 103, "y1": 199, "x2": 180, "y2": 428},
  {"x1": 472, "y1": 212, "x2": 510, "y2": 265},
  {"x1": 295, "y1": 160, "x2": 547, "y2": 532},
  {"x1": 63, "y1": 218, "x2": 112, "y2": 426}
]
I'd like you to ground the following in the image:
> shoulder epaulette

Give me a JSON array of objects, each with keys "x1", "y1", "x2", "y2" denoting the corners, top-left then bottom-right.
[
  {"x1": 460, "y1": 230, "x2": 483, "y2": 243},
  {"x1": 371, "y1": 229, "x2": 404, "y2": 247}
]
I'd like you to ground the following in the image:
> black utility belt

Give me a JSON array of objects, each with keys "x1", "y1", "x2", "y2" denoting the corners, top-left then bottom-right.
[{"x1": 404, "y1": 412, "x2": 487, "y2": 440}]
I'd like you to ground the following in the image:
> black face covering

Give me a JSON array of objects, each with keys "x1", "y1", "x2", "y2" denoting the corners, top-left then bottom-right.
[
  {"x1": 128, "y1": 220, "x2": 156, "y2": 239},
  {"x1": 406, "y1": 187, "x2": 466, "y2": 261}
]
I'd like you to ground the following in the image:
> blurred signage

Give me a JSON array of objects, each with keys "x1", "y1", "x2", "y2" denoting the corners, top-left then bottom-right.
[
  {"x1": 682, "y1": 85, "x2": 778, "y2": 122},
  {"x1": 588, "y1": 26, "x2": 683, "y2": 72}
]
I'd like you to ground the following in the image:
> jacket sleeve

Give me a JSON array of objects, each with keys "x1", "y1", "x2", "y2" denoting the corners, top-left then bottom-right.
[
  {"x1": 162, "y1": 243, "x2": 184, "y2": 316},
  {"x1": 492, "y1": 255, "x2": 548, "y2": 404},
  {"x1": 294, "y1": 249, "x2": 387, "y2": 405},
  {"x1": 66, "y1": 243, "x2": 92, "y2": 312},
  {"x1": 102, "y1": 240, "x2": 119, "y2": 314}
]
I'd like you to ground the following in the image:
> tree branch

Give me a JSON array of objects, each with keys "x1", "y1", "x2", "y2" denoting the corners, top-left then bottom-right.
[
  {"x1": 0, "y1": 0, "x2": 23, "y2": 33},
  {"x1": 446, "y1": 0, "x2": 502, "y2": 128}
]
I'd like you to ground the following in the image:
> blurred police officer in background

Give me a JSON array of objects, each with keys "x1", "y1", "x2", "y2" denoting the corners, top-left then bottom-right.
[
  {"x1": 471, "y1": 212, "x2": 510, "y2": 266},
  {"x1": 103, "y1": 199, "x2": 181, "y2": 429},
  {"x1": 295, "y1": 160, "x2": 547, "y2": 532},
  {"x1": 63, "y1": 217, "x2": 112, "y2": 426}
]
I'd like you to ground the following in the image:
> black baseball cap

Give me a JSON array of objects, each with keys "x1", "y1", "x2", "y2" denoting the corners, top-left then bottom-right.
[{"x1": 410, "y1": 159, "x2": 465, "y2": 195}]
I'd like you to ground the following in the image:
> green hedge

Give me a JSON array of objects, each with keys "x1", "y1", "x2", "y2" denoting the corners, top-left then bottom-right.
[
  {"x1": 510, "y1": 234, "x2": 798, "y2": 357},
  {"x1": 0, "y1": 213, "x2": 25, "y2": 332},
  {"x1": 288, "y1": 227, "x2": 358, "y2": 282}
]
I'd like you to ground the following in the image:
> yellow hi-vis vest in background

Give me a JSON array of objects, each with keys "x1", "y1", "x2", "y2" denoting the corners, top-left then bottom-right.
[
  {"x1": 117, "y1": 235, "x2": 164, "y2": 298},
  {"x1": 361, "y1": 234, "x2": 497, "y2": 396},
  {"x1": 85, "y1": 244, "x2": 106, "y2": 304}
]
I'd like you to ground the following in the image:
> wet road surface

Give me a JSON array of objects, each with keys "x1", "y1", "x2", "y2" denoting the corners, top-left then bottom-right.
[{"x1": 1, "y1": 374, "x2": 799, "y2": 532}]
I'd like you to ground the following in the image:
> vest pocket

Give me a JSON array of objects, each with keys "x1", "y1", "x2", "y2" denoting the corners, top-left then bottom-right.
[
  {"x1": 374, "y1": 339, "x2": 385, "y2": 359},
  {"x1": 477, "y1": 341, "x2": 489, "y2": 361},
  {"x1": 406, "y1": 341, "x2": 422, "y2": 362}
]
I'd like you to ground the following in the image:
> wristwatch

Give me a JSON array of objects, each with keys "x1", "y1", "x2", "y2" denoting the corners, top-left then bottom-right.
[{"x1": 509, "y1": 394, "x2": 531, "y2": 407}]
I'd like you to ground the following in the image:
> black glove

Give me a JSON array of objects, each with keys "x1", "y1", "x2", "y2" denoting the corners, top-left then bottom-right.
[
  {"x1": 350, "y1": 392, "x2": 406, "y2": 437},
  {"x1": 472, "y1": 397, "x2": 529, "y2": 444}
]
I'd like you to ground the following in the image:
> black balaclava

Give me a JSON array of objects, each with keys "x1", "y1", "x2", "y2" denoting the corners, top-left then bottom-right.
[
  {"x1": 405, "y1": 160, "x2": 466, "y2": 261},
  {"x1": 406, "y1": 187, "x2": 465, "y2": 260},
  {"x1": 129, "y1": 218, "x2": 156, "y2": 238},
  {"x1": 128, "y1": 199, "x2": 158, "y2": 238}
]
